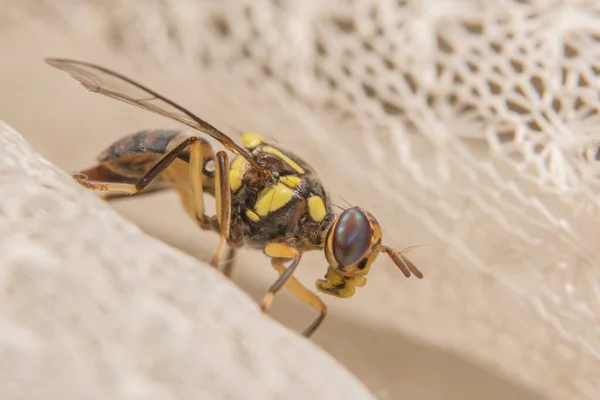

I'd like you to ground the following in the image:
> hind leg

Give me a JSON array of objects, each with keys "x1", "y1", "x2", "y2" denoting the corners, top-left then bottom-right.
[{"x1": 74, "y1": 136, "x2": 213, "y2": 230}]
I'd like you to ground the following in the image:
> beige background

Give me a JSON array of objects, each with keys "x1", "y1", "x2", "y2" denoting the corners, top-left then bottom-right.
[{"x1": 0, "y1": 11, "x2": 551, "y2": 400}]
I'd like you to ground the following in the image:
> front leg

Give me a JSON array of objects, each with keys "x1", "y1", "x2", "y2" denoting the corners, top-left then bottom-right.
[
  {"x1": 316, "y1": 267, "x2": 367, "y2": 298},
  {"x1": 261, "y1": 243, "x2": 328, "y2": 338}
]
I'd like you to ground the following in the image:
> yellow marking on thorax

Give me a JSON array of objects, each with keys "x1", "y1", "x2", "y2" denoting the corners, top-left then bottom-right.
[
  {"x1": 229, "y1": 157, "x2": 248, "y2": 192},
  {"x1": 279, "y1": 175, "x2": 302, "y2": 189},
  {"x1": 262, "y1": 146, "x2": 305, "y2": 174},
  {"x1": 241, "y1": 132, "x2": 265, "y2": 149},
  {"x1": 307, "y1": 195, "x2": 326, "y2": 222},
  {"x1": 245, "y1": 209, "x2": 260, "y2": 222},
  {"x1": 254, "y1": 182, "x2": 295, "y2": 217}
]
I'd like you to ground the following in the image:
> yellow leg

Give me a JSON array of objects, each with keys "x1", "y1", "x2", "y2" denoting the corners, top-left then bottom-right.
[
  {"x1": 210, "y1": 151, "x2": 232, "y2": 268},
  {"x1": 271, "y1": 259, "x2": 328, "y2": 337},
  {"x1": 261, "y1": 242, "x2": 328, "y2": 338}
]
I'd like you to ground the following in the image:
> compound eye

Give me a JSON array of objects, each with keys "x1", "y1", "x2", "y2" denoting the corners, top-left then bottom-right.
[{"x1": 332, "y1": 208, "x2": 373, "y2": 267}]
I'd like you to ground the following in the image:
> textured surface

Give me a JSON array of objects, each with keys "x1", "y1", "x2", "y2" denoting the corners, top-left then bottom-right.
[
  {"x1": 2, "y1": 0, "x2": 600, "y2": 399},
  {"x1": 0, "y1": 121, "x2": 375, "y2": 400}
]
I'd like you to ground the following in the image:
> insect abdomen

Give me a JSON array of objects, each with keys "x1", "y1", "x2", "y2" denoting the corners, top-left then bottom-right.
[
  {"x1": 99, "y1": 129, "x2": 191, "y2": 163},
  {"x1": 75, "y1": 129, "x2": 216, "y2": 200}
]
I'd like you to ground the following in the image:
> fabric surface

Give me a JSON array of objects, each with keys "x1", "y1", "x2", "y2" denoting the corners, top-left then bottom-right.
[
  {"x1": 2, "y1": 1, "x2": 599, "y2": 399},
  {"x1": 0, "y1": 122, "x2": 375, "y2": 400}
]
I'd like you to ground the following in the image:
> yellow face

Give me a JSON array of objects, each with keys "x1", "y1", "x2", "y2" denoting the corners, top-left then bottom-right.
[{"x1": 316, "y1": 206, "x2": 423, "y2": 298}]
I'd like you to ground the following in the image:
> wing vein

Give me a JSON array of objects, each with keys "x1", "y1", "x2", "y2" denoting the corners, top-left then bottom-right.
[{"x1": 45, "y1": 57, "x2": 266, "y2": 174}]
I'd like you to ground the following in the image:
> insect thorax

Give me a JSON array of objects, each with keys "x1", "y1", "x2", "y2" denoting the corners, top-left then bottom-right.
[{"x1": 228, "y1": 133, "x2": 335, "y2": 251}]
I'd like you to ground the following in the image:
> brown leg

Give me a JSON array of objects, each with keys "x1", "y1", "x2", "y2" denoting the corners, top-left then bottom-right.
[
  {"x1": 73, "y1": 136, "x2": 213, "y2": 229},
  {"x1": 261, "y1": 242, "x2": 328, "y2": 338}
]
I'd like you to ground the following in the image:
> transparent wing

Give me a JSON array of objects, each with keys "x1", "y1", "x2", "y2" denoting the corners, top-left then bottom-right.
[{"x1": 45, "y1": 57, "x2": 264, "y2": 172}]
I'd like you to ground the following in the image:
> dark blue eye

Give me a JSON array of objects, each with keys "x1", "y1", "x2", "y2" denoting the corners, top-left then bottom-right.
[{"x1": 332, "y1": 208, "x2": 372, "y2": 267}]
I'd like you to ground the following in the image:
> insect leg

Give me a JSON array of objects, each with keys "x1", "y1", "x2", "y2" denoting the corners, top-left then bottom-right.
[
  {"x1": 260, "y1": 243, "x2": 302, "y2": 312},
  {"x1": 270, "y1": 258, "x2": 328, "y2": 338},
  {"x1": 221, "y1": 247, "x2": 237, "y2": 278},
  {"x1": 73, "y1": 136, "x2": 213, "y2": 229},
  {"x1": 261, "y1": 242, "x2": 327, "y2": 337},
  {"x1": 210, "y1": 151, "x2": 232, "y2": 268}
]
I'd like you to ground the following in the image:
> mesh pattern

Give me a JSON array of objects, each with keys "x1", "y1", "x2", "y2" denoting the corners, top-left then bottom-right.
[{"x1": 5, "y1": 1, "x2": 600, "y2": 399}]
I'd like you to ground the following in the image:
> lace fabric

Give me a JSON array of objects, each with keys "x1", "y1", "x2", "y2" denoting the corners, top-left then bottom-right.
[{"x1": 4, "y1": 1, "x2": 600, "y2": 399}]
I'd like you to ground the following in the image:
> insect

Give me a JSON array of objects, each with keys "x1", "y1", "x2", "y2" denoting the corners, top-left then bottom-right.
[{"x1": 45, "y1": 57, "x2": 424, "y2": 338}]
